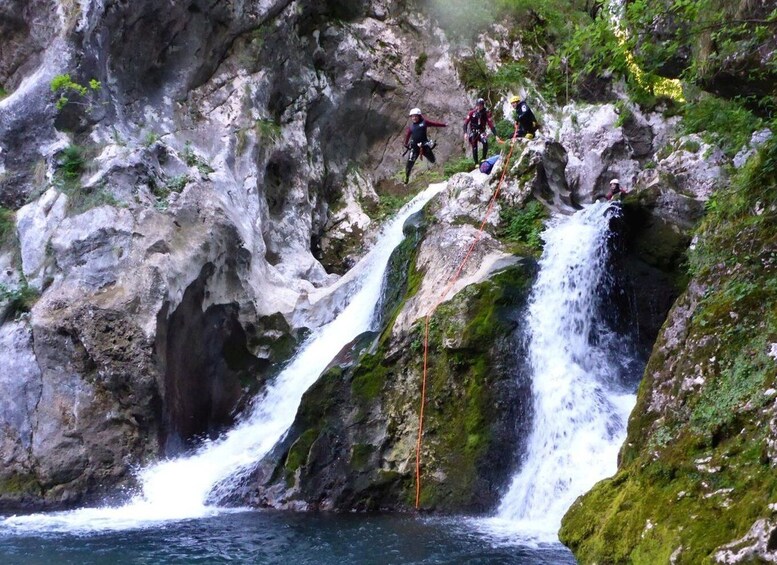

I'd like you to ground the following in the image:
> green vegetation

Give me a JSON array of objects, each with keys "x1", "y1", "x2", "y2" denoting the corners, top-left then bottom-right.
[
  {"x1": 0, "y1": 207, "x2": 15, "y2": 249},
  {"x1": 614, "y1": 99, "x2": 633, "y2": 128},
  {"x1": 680, "y1": 96, "x2": 764, "y2": 157},
  {"x1": 0, "y1": 86, "x2": 7, "y2": 100},
  {"x1": 60, "y1": 144, "x2": 85, "y2": 179},
  {"x1": 143, "y1": 131, "x2": 160, "y2": 147},
  {"x1": 372, "y1": 192, "x2": 414, "y2": 222},
  {"x1": 54, "y1": 145, "x2": 119, "y2": 214},
  {"x1": 561, "y1": 130, "x2": 777, "y2": 563},
  {"x1": 182, "y1": 142, "x2": 215, "y2": 176},
  {"x1": 446, "y1": 1, "x2": 595, "y2": 104},
  {"x1": 427, "y1": 0, "x2": 590, "y2": 48},
  {"x1": 62, "y1": 184, "x2": 120, "y2": 215},
  {"x1": 626, "y1": 0, "x2": 776, "y2": 103},
  {"x1": 434, "y1": 0, "x2": 772, "y2": 159},
  {"x1": 152, "y1": 174, "x2": 190, "y2": 211},
  {"x1": 415, "y1": 52, "x2": 428, "y2": 76},
  {"x1": 443, "y1": 156, "x2": 477, "y2": 178},
  {"x1": 50, "y1": 73, "x2": 101, "y2": 111},
  {"x1": 687, "y1": 131, "x2": 777, "y2": 277},
  {"x1": 0, "y1": 281, "x2": 39, "y2": 320},
  {"x1": 255, "y1": 119, "x2": 281, "y2": 143},
  {"x1": 497, "y1": 200, "x2": 547, "y2": 255},
  {"x1": 495, "y1": 119, "x2": 515, "y2": 139},
  {"x1": 0, "y1": 474, "x2": 42, "y2": 497},
  {"x1": 234, "y1": 119, "x2": 282, "y2": 155}
]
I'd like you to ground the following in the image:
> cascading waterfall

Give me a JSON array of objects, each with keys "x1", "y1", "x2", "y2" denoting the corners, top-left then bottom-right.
[
  {"x1": 486, "y1": 202, "x2": 637, "y2": 541},
  {"x1": 1, "y1": 183, "x2": 446, "y2": 534}
]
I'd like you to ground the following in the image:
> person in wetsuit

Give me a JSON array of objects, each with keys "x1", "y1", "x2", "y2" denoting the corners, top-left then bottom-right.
[
  {"x1": 403, "y1": 107, "x2": 447, "y2": 184},
  {"x1": 463, "y1": 98, "x2": 501, "y2": 165},
  {"x1": 510, "y1": 95, "x2": 539, "y2": 140},
  {"x1": 605, "y1": 178, "x2": 626, "y2": 200}
]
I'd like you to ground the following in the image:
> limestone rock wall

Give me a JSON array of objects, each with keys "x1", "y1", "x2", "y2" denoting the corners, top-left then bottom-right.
[{"x1": 0, "y1": 0, "x2": 469, "y2": 509}]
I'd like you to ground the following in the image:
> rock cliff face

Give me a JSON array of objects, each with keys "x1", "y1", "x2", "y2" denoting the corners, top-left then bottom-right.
[
  {"x1": 560, "y1": 133, "x2": 777, "y2": 564},
  {"x1": 1, "y1": 1, "x2": 768, "y2": 544},
  {"x1": 0, "y1": 0, "x2": 470, "y2": 509}
]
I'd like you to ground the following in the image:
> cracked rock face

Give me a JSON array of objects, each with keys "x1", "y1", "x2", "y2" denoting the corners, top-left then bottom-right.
[
  {"x1": 0, "y1": 0, "x2": 469, "y2": 509},
  {"x1": 0, "y1": 0, "x2": 729, "y2": 515}
]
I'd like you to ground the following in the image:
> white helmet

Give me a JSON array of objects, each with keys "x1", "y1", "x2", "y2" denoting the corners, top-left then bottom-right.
[
  {"x1": 610, "y1": 178, "x2": 620, "y2": 185},
  {"x1": 409, "y1": 108, "x2": 422, "y2": 116}
]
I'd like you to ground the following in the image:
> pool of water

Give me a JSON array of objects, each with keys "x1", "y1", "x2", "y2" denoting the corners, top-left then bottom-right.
[{"x1": 0, "y1": 511, "x2": 576, "y2": 564}]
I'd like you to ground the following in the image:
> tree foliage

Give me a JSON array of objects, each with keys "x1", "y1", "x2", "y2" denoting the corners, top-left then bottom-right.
[{"x1": 50, "y1": 73, "x2": 101, "y2": 111}]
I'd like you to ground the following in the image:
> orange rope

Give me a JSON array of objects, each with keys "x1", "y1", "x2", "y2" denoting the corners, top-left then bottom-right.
[{"x1": 414, "y1": 136, "x2": 520, "y2": 509}]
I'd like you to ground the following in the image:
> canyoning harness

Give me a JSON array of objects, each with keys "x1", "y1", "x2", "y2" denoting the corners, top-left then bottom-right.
[
  {"x1": 512, "y1": 99, "x2": 539, "y2": 138},
  {"x1": 464, "y1": 107, "x2": 496, "y2": 146},
  {"x1": 404, "y1": 118, "x2": 446, "y2": 149},
  {"x1": 402, "y1": 139, "x2": 437, "y2": 159}
]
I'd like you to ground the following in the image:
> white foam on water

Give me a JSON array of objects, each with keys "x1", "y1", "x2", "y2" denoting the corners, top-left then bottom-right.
[
  {"x1": 477, "y1": 202, "x2": 637, "y2": 543},
  {"x1": 1, "y1": 183, "x2": 446, "y2": 534}
]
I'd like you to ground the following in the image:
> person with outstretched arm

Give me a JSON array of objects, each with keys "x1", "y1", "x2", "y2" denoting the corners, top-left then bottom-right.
[{"x1": 403, "y1": 107, "x2": 446, "y2": 184}]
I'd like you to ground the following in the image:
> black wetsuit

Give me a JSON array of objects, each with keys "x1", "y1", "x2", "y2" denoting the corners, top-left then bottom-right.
[
  {"x1": 464, "y1": 107, "x2": 496, "y2": 164},
  {"x1": 512, "y1": 100, "x2": 538, "y2": 138},
  {"x1": 404, "y1": 117, "x2": 446, "y2": 183}
]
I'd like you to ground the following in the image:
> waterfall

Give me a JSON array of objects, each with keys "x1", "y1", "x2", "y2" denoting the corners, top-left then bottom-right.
[
  {"x1": 485, "y1": 202, "x2": 637, "y2": 541},
  {"x1": 1, "y1": 183, "x2": 446, "y2": 534}
]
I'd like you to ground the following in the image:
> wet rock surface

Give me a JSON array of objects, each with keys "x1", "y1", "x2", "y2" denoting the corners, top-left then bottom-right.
[
  {"x1": 0, "y1": 0, "x2": 759, "y2": 528},
  {"x1": 0, "y1": 0, "x2": 469, "y2": 509}
]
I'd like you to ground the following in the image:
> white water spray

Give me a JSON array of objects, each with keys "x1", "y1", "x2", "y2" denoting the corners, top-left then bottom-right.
[
  {"x1": 481, "y1": 202, "x2": 636, "y2": 542},
  {"x1": 1, "y1": 183, "x2": 446, "y2": 534}
]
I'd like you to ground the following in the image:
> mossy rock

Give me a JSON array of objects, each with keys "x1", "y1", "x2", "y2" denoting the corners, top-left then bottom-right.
[
  {"x1": 0, "y1": 473, "x2": 44, "y2": 510},
  {"x1": 261, "y1": 262, "x2": 535, "y2": 512},
  {"x1": 411, "y1": 266, "x2": 534, "y2": 511},
  {"x1": 561, "y1": 132, "x2": 777, "y2": 563}
]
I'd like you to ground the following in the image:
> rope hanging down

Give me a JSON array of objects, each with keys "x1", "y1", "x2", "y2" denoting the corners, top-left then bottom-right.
[{"x1": 415, "y1": 137, "x2": 521, "y2": 509}]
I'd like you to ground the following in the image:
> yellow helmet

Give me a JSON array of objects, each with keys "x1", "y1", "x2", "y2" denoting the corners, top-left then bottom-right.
[{"x1": 510, "y1": 95, "x2": 520, "y2": 104}]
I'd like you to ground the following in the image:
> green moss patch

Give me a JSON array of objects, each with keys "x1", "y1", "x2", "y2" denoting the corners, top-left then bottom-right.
[
  {"x1": 0, "y1": 206, "x2": 15, "y2": 249},
  {"x1": 0, "y1": 474, "x2": 43, "y2": 498},
  {"x1": 351, "y1": 353, "x2": 388, "y2": 401},
  {"x1": 285, "y1": 428, "x2": 319, "y2": 479},
  {"x1": 561, "y1": 131, "x2": 777, "y2": 563}
]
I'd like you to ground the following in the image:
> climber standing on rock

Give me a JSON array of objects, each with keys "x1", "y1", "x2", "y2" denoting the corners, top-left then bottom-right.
[
  {"x1": 403, "y1": 107, "x2": 446, "y2": 185},
  {"x1": 510, "y1": 95, "x2": 539, "y2": 140},
  {"x1": 463, "y1": 98, "x2": 501, "y2": 165}
]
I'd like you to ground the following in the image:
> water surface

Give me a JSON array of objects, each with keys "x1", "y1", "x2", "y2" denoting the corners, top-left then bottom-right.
[{"x1": 0, "y1": 511, "x2": 576, "y2": 564}]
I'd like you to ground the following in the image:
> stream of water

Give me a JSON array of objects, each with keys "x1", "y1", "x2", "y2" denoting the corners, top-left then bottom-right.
[
  {"x1": 0, "y1": 196, "x2": 638, "y2": 563},
  {"x1": 478, "y1": 201, "x2": 636, "y2": 544}
]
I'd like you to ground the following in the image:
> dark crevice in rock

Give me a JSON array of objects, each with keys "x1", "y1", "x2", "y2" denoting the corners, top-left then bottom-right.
[
  {"x1": 156, "y1": 263, "x2": 268, "y2": 456},
  {"x1": 264, "y1": 152, "x2": 295, "y2": 217},
  {"x1": 767, "y1": 526, "x2": 777, "y2": 552},
  {"x1": 606, "y1": 205, "x2": 684, "y2": 362}
]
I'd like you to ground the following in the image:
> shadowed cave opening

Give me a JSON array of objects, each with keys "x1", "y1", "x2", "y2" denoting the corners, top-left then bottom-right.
[{"x1": 155, "y1": 263, "x2": 268, "y2": 456}]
